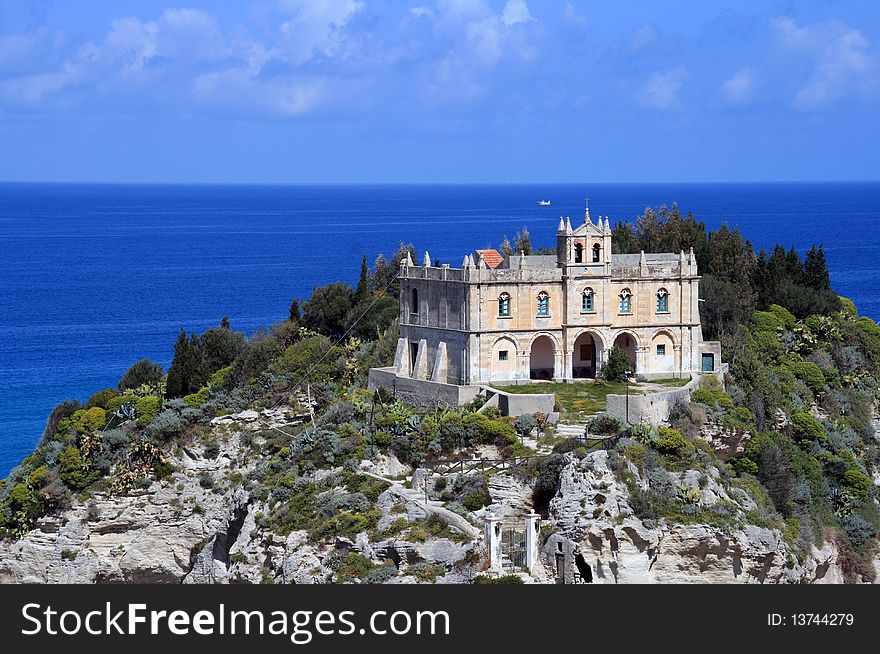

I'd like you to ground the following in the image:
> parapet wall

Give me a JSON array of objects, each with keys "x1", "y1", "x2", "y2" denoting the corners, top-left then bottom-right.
[
  {"x1": 479, "y1": 386, "x2": 556, "y2": 418},
  {"x1": 605, "y1": 375, "x2": 700, "y2": 426},
  {"x1": 368, "y1": 367, "x2": 481, "y2": 409}
]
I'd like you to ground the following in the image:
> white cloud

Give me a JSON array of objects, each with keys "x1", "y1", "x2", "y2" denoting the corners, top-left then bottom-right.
[
  {"x1": 721, "y1": 69, "x2": 755, "y2": 106},
  {"x1": 641, "y1": 66, "x2": 689, "y2": 110},
  {"x1": 501, "y1": 0, "x2": 533, "y2": 28},
  {"x1": 276, "y1": 0, "x2": 365, "y2": 64},
  {"x1": 771, "y1": 16, "x2": 875, "y2": 110},
  {"x1": 409, "y1": 6, "x2": 435, "y2": 20}
]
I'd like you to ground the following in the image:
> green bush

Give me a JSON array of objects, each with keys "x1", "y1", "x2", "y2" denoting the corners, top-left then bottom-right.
[
  {"x1": 843, "y1": 469, "x2": 872, "y2": 502},
  {"x1": 86, "y1": 388, "x2": 117, "y2": 409},
  {"x1": 769, "y1": 304, "x2": 797, "y2": 330},
  {"x1": 183, "y1": 387, "x2": 210, "y2": 408},
  {"x1": 788, "y1": 361, "x2": 825, "y2": 396},
  {"x1": 588, "y1": 413, "x2": 623, "y2": 435},
  {"x1": 791, "y1": 411, "x2": 824, "y2": 444},
  {"x1": 105, "y1": 395, "x2": 135, "y2": 416},
  {"x1": 837, "y1": 296, "x2": 857, "y2": 317},
  {"x1": 473, "y1": 575, "x2": 524, "y2": 584},
  {"x1": 403, "y1": 562, "x2": 445, "y2": 583},
  {"x1": 335, "y1": 552, "x2": 376, "y2": 582},
  {"x1": 602, "y1": 347, "x2": 631, "y2": 382},
  {"x1": 119, "y1": 359, "x2": 164, "y2": 390},
  {"x1": 135, "y1": 396, "x2": 162, "y2": 427},
  {"x1": 58, "y1": 447, "x2": 97, "y2": 490},
  {"x1": 651, "y1": 428, "x2": 691, "y2": 456},
  {"x1": 71, "y1": 407, "x2": 106, "y2": 433},
  {"x1": 751, "y1": 311, "x2": 784, "y2": 333},
  {"x1": 690, "y1": 387, "x2": 734, "y2": 411}
]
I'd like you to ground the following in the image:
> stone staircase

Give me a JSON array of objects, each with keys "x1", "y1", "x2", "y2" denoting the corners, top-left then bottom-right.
[{"x1": 555, "y1": 423, "x2": 588, "y2": 439}]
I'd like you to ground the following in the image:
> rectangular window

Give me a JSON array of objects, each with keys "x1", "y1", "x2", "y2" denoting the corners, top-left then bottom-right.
[
  {"x1": 499, "y1": 350, "x2": 509, "y2": 362},
  {"x1": 537, "y1": 294, "x2": 549, "y2": 317},
  {"x1": 702, "y1": 353, "x2": 715, "y2": 372},
  {"x1": 656, "y1": 344, "x2": 666, "y2": 356},
  {"x1": 582, "y1": 293, "x2": 593, "y2": 312}
]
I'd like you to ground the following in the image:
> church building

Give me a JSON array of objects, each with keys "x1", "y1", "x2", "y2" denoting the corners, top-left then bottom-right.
[{"x1": 379, "y1": 203, "x2": 721, "y2": 388}]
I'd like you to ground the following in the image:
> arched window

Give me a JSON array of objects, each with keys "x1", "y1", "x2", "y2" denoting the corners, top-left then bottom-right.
[
  {"x1": 656, "y1": 288, "x2": 669, "y2": 313},
  {"x1": 618, "y1": 288, "x2": 632, "y2": 314},
  {"x1": 537, "y1": 291, "x2": 550, "y2": 317},
  {"x1": 499, "y1": 293, "x2": 511, "y2": 317},
  {"x1": 582, "y1": 288, "x2": 594, "y2": 313},
  {"x1": 592, "y1": 243, "x2": 601, "y2": 262},
  {"x1": 574, "y1": 243, "x2": 583, "y2": 263},
  {"x1": 411, "y1": 287, "x2": 419, "y2": 315}
]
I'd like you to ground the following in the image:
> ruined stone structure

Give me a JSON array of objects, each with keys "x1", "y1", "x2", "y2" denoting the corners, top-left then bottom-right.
[{"x1": 371, "y1": 202, "x2": 721, "y2": 393}]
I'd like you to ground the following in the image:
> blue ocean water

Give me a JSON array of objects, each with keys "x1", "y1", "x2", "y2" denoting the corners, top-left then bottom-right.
[{"x1": 2, "y1": 182, "x2": 879, "y2": 477}]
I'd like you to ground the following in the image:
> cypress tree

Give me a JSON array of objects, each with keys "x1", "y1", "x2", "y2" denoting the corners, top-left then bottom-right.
[
  {"x1": 165, "y1": 329, "x2": 191, "y2": 398},
  {"x1": 785, "y1": 246, "x2": 802, "y2": 282},
  {"x1": 804, "y1": 244, "x2": 831, "y2": 290},
  {"x1": 289, "y1": 298, "x2": 301, "y2": 323},
  {"x1": 355, "y1": 255, "x2": 370, "y2": 304}
]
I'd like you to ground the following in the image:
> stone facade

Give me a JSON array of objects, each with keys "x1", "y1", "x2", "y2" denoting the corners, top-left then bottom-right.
[{"x1": 380, "y1": 205, "x2": 721, "y2": 388}]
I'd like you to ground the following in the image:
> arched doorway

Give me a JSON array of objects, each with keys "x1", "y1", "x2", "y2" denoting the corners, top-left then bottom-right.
[
  {"x1": 529, "y1": 335, "x2": 555, "y2": 380},
  {"x1": 612, "y1": 332, "x2": 637, "y2": 374},
  {"x1": 572, "y1": 332, "x2": 601, "y2": 378}
]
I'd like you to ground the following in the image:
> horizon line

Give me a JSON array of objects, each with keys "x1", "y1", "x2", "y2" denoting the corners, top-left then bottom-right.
[{"x1": 1, "y1": 179, "x2": 880, "y2": 187}]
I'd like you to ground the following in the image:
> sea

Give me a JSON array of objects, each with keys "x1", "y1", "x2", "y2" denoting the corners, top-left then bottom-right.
[{"x1": 2, "y1": 181, "x2": 879, "y2": 478}]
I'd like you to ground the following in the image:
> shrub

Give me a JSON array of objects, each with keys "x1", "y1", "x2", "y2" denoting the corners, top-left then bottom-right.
[
  {"x1": 403, "y1": 562, "x2": 445, "y2": 583},
  {"x1": 335, "y1": 552, "x2": 375, "y2": 582},
  {"x1": 733, "y1": 457, "x2": 759, "y2": 475},
  {"x1": 751, "y1": 311, "x2": 784, "y2": 333},
  {"x1": 588, "y1": 413, "x2": 623, "y2": 436},
  {"x1": 788, "y1": 361, "x2": 825, "y2": 396},
  {"x1": 769, "y1": 304, "x2": 797, "y2": 330},
  {"x1": 365, "y1": 564, "x2": 397, "y2": 584},
  {"x1": 840, "y1": 513, "x2": 876, "y2": 547},
  {"x1": 690, "y1": 387, "x2": 734, "y2": 412},
  {"x1": 842, "y1": 469, "x2": 872, "y2": 502},
  {"x1": 183, "y1": 387, "x2": 210, "y2": 408},
  {"x1": 72, "y1": 407, "x2": 106, "y2": 433},
  {"x1": 119, "y1": 359, "x2": 164, "y2": 390},
  {"x1": 147, "y1": 410, "x2": 183, "y2": 441},
  {"x1": 651, "y1": 428, "x2": 691, "y2": 456},
  {"x1": 462, "y1": 492, "x2": 487, "y2": 511},
  {"x1": 135, "y1": 396, "x2": 162, "y2": 427},
  {"x1": 791, "y1": 411, "x2": 824, "y2": 444},
  {"x1": 58, "y1": 447, "x2": 97, "y2": 490},
  {"x1": 86, "y1": 388, "x2": 118, "y2": 409},
  {"x1": 473, "y1": 575, "x2": 524, "y2": 584},
  {"x1": 514, "y1": 414, "x2": 535, "y2": 437},
  {"x1": 603, "y1": 347, "x2": 631, "y2": 382}
]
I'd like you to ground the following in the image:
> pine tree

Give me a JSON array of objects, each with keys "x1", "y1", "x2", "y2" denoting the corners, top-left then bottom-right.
[
  {"x1": 804, "y1": 244, "x2": 831, "y2": 290},
  {"x1": 500, "y1": 236, "x2": 513, "y2": 257},
  {"x1": 220, "y1": 315, "x2": 231, "y2": 330}
]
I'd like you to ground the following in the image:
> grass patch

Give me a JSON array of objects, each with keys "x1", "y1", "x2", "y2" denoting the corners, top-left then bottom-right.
[{"x1": 494, "y1": 381, "x2": 630, "y2": 421}]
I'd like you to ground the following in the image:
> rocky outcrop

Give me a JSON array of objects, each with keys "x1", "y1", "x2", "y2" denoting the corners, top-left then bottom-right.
[{"x1": 544, "y1": 451, "x2": 844, "y2": 584}]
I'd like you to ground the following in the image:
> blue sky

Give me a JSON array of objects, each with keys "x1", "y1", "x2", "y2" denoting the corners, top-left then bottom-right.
[{"x1": 0, "y1": 0, "x2": 878, "y2": 183}]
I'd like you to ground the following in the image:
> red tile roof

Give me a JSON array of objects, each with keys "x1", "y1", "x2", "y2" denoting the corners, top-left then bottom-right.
[{"x1": 476, "y1": 249, "x2": 504, "y2": 269}]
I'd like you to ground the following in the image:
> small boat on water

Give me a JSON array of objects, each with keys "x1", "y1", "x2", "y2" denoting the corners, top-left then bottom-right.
[{"x1": 536, "y1": 199, "x2": 551, "y2": 206}]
